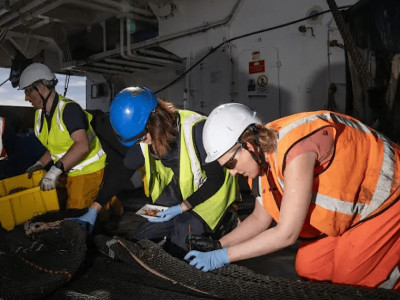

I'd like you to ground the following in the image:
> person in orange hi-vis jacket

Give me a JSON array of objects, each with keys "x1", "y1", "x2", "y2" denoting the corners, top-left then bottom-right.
[{"x1": 184, "y1": 103, "x2": 400, "y2": 291}]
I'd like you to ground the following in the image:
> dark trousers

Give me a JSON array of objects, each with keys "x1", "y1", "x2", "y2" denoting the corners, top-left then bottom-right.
[{"x1": 132, "y1": 211, "x2": 205, "y2": 255}]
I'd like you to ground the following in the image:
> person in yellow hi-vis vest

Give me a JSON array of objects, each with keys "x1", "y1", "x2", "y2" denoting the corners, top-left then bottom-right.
[
  {"x1": 78, "y1": 87, "x2": 238, "y2": 257},
  {"x1": 19, "y1": 63, "x2": 106, "y2": 225}
]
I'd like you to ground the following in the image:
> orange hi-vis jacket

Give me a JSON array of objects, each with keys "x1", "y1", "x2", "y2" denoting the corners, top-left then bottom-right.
[{"x1": 254, "y1": 110, "x2": 400, "y2": 239}]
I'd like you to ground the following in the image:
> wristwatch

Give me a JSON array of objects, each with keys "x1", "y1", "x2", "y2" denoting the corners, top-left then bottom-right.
[{"x1": 55, "y1": 160, "x2": 64, "y2": 172}]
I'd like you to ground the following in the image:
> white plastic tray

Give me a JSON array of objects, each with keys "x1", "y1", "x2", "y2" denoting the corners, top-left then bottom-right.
[{"x1": 135, "y1": 204, "x2": 168, "y2": 219}]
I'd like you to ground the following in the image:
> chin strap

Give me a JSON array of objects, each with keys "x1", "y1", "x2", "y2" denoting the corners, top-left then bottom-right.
[
  {"x1": 39, "y1": 89, "x2": 53, "y2": 111},
  {"x1": 37, "y1": 89, "x2": 54, "y2": 133}
]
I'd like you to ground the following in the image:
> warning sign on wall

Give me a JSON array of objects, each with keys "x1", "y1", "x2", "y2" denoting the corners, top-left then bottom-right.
[
  {"x1": 249, "y1": 60, "x2": 265, "y2": 74},
  {"x1": 257, "y1": 75, "x2": 268, "y2": 87}
]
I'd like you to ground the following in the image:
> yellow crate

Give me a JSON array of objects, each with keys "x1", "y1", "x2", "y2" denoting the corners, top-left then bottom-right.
[{"x1": 0, "y1": 170, "x2": 59, "y2": 231}]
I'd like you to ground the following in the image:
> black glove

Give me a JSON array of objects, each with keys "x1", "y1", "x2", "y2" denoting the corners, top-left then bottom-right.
[{"x1": 185, "y1": 234, "x2": 222, "y2": 252}]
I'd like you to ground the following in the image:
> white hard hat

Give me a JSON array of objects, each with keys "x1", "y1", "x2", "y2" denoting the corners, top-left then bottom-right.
[
  {"x1": 18, "y1": 63, "x2": 56, "y2": 89},
  {"x1": 203, "y1": 103, "x2": 262, "y2": 163}
]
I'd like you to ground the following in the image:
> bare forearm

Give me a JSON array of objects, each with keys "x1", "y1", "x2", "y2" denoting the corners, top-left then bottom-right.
[
  {"x1": 220, "y1": 201, "x2": 272, "y2": 247},
  {"x1": 220, "y1": 213, "x2": 268, "y2": 247},
  {"x1": 226, "y1": 152, "x2": 316, "y2": 263},
  {"x1": 39, "y1": 151, "x2": 52, "y2": 166},
  {"x1": 59, "y1": 141, "x2": 89, "y2": 172},
  {"x1": 228, "y1": 225, "x2": 296, "y2": 262}
]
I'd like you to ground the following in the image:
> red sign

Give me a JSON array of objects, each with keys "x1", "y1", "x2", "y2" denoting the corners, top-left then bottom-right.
[{"x1": 249, "y1": 60, "x2": 265, "y2": 74}]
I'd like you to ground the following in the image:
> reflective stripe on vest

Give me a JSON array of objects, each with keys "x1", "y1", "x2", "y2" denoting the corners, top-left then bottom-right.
[
  {"x1": 141, "y1": 110, "x2": 237, "y2": 230},
  {"x1": 35, "y1": 95, "x2": 106, "y2": 176},
  {"x1": 140, "y1": 111, "x2": 207, "y2": 201},
  {"x1": 181, "y1": 112, "x2": 207, "y2": 191},
  {"x1": 52, "y1": 148, "x2": 106, "y2": 171},
  {"x1": 379, "y1": 265, "x2": 400, "y2": 289},
  {"x1": 262, "y1": 110, "x2": 400, "y2": 237},
  {"x1": 272, "y1": 111, "x2": 395, "y2": 221}
]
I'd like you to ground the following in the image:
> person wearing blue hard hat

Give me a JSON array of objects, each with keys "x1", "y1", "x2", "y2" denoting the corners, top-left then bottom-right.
[
  {"x1": 109, "y1": 87, "x2": 158, "y2": 147},
  {"x1": 77, "y1": 86, "x2": 239, "y2": 256}
]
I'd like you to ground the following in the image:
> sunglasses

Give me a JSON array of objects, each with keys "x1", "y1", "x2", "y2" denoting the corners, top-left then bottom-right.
[
  {"x1": 24, "y1": 86, "x2": 38, "y2": 96},
  {"x1": 222, "y1": 144, "x2": 243, "y2": 170}
]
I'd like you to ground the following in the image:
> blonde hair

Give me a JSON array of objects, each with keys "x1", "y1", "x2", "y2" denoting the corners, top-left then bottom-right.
[
  {"x1": 146, "y1": 98, "x2": 178, "y2": 158},
  {"x1": 240, "y1": 124, "x2": 278, "y2": 153}
]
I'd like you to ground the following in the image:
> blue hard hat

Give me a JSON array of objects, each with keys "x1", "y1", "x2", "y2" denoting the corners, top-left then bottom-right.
[{"x1": 110, "y1": 87, "x2": 158, "y2": 147}]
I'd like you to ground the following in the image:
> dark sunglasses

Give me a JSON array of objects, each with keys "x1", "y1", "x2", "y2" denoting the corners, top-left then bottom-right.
[
  {"x1": 222, "y1": 144, "x2": 243, "y2": 170},
  {"x1": 24, "y1": 85, "x2": 38, "y2": 96}
]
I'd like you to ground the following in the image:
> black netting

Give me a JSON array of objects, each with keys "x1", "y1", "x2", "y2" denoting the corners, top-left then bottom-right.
[
  {"x1": 88, "y1": 236, "x2": 399, "y2": 300},
  {"x1": 0, "y1": 218, "x2": 86, "y2": 300},
  {"x1": 1, "y1": 211, "x2": 399, "y2": 300},
  {"x1": 50, "y1": 257, "x2": 211, "y2": 300}
]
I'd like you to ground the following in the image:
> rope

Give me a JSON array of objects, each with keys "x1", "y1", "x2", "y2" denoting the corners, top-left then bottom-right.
[
  {"x1": 63, "y1": 74, "x2": 70, "y2": 97},
  {"x1": 17, "y1": 255, "x2": 72, "y2": 281},
  {"x1": 0, "y1": 77, "x2": 9, "y2": 87}
]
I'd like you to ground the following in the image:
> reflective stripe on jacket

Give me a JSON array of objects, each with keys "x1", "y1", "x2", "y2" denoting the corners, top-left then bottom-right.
[
  {"x1": 35, "y1": 95, "x2": 106, "y2": 176},
  {"x1": 141, "y1": 110, "x2": 238, "y2": 230},
  {"x1": 0, "y1": 117, "x2": 7, "y2": 160},
  {"x1": 253, "y1": 110, "x2": 400, "y2": 238}
]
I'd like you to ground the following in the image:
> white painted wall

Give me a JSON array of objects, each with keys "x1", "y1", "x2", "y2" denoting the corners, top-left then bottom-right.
[{"x1": 87, "y1": 0, "x2": 358, "y2": 122}]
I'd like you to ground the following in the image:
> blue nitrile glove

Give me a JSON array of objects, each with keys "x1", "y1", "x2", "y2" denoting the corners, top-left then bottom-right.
[
  {"x1": 147, "y1": 204, "x2": 183, "y2": 223},
  {"x1": 184, "y1": 248, "x2": 230, "y2": 272},
  {"x1": 68, "y1": 208, "x2": 98, "y2": 234}
]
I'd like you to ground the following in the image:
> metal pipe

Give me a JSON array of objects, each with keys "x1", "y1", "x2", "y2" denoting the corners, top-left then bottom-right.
[
  {"x1": 89, "y1": 61, "x2": 142, "y2": 72},
  {"x1": 101, "y1": 20, "x2": 107, "y2": 53},
  {"x1": 28, "y1": 17, "x2": 51, "y2": 30},
  {"x1": 92, "y1": 0, "x2": 154, "y2": 17},
  {"x1": 0, "y1": 0, "x2": 48, "y2": 26},
  {"x1": 90, "y1": 0, "x2": 242, "y2": 61},
  {"x1": 119, "y1": 17, "x2": 179, "y2": 67},
  {"x1": 124, "y1": 17, "x2": 182, "y2": 66},
  {"x1": 104, "y1": 58, "x2": 163, "y2": 69},
  {"x1": 1, "y1": 0, "x2": 155, "y2": 29},
  {"x1": 73, "y1": 65, "x2": 133, "y2": 76},
  {"x1": 119, "y1": 16, "x2": 131, "y2": 60},
  {"x1": 137, "y1": 49, "x2": 181, "y2": 61},
  {"x1": 5, "y1": 0, "x2": 119, "y2": 30}
]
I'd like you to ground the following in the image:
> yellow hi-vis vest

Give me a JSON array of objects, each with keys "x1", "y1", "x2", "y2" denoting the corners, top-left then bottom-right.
[
  {"x1": 0, "y1": 117, "x2": 7, "y2": 160},
  {"x1": 34, "y1": 95, "x2": 106, "y2": 177},
  {"x1": 254, "y1": 110, "x2": 400, "y2": 238},
  {"x1": 141, "y1": 110, "x2": 238, "y2": 230}
]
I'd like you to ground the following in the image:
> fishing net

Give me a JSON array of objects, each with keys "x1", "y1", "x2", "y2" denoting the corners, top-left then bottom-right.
[
  {"x1": 52, "y1": 234, "x2": 400, "y2": 299},
  {"x1": 1, "y1": 210, "x2": 399, "y2": 299},
  {"x1": 0, "y1": 212, "x2": 87, "y2": 300}
]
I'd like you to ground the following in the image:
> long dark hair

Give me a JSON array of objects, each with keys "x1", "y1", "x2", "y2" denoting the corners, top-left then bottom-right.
[{"x1": 147, "y1": 98, "x2": 178, "y2": 158}]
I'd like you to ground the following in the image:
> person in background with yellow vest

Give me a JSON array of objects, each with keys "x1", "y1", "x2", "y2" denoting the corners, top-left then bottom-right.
[
  {"x1": 185, "y1": 103, "x2": 400, "y2": 291},
  {"x1": 78, "y1": 87, "x2": 238, "y2": 257},
  {"x1": 18, "y1": 63, "x2": 106, "y2": 229}
]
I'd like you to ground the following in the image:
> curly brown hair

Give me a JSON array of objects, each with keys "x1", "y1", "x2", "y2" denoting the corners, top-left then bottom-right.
[
  {"x1": 239, "y1": 124, "x2": 278, "y2": 154},
  {"x1": 147, "y1": 98, "x2": 178, "y2": 158}
]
